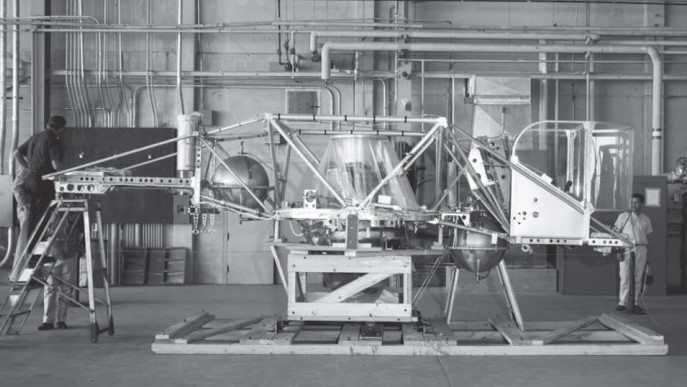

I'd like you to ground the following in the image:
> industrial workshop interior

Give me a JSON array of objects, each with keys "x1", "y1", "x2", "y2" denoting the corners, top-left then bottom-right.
[{"x1": 2, "y1": 0, "x2": 687, "y2": 386}]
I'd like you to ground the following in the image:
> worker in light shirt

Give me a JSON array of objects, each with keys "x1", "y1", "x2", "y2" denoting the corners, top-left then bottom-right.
[{"x1": 614, "y1": 193, "x2": 653, "y2": 314}]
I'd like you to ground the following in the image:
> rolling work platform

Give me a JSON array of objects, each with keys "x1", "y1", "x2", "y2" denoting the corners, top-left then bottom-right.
[{"x1": 0, "y1": 199, "x2": 114, "y2": 342}]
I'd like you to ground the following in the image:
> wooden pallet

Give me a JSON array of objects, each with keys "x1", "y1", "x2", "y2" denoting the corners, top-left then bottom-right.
[{"x1": 151, "y1": 313, "x2": 668, "y2": 356}]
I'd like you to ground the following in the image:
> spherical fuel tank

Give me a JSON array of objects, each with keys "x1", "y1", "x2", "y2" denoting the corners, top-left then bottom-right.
[
  {"x1": 210, "y1": 156, "x2": 269, "y2": 210},
  {"x1": 449, "y1": 213, "x2": 509, "y2": 274}
]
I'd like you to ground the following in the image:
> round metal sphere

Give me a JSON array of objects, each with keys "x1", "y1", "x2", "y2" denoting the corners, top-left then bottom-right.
[
  {"x1": 449, "y1": 215, "x2": 508, "y2": 274},
  {"x1": 210, "y1": 156, "x2": 269, "y2": 210}
]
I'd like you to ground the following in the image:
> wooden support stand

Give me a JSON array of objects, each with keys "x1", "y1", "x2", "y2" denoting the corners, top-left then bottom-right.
[
  {"x1": 286, "y1": 249, "x2": 414, "y2": 322},
  {"x1": 151, "y1": 313, "x2": 668, "y2": 356}
]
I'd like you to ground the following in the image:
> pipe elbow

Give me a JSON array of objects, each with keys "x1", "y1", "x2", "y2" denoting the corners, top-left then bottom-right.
[
  {"x1": 644, "y1": 46, "x2": 662, "y2": 66},
  {"x1": 321, "y1": 43, "x2": 333, "y2": 80},
  {"x1": 587, "y1": 33, "x2": 601, "y2": 43},
  {"x1": 309, "y1": 32, "x2": 319, "y2": 56}
]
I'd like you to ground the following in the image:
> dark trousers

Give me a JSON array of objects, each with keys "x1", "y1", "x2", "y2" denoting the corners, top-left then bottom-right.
[
  {"x1": 9, "y1": 174, "x2": 55, "y2": 281},
  {"x1": 24, "y1": 173, "x2": 55, "y2": 244}
]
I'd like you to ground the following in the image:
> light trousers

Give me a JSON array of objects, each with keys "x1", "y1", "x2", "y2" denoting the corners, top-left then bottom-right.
[
  {"x1": 43, "y1": 256, "x2": 78, "y2": 324},
  {"x1": 618, "y1": 246, "x2": 648, "y2": 307}
]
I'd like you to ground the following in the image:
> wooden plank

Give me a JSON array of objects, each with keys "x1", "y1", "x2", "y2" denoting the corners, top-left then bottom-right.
[
  {"x1": 155, "y1": 312, "x2": 214, "y2": 340},
  {"x1": 289, "y1": 255, "x2": 411, "y2": 274},
  {"x1": 152, "y1": 342, "x2": 668, "y2": 356},
  {"x1": 455, "y1": 330, "x2": 630, "y2": 342},
  {"x1": 451, "y1": 321, "x2": 606, "y2": 331},
  {"x1": 273, "y1": 243, "x2": 441, "y2": 257},
  {"x1": 539, "y1": 316, "x2": 599, "y2": 345},
  {"x1": 598, "y1": 314, "x2": 664, "y2": 345},
  {"x1": 288, "y1": 302, "x2": 413, "y2": 322},
  {"x1": 429, "y1": 319, "x2": 457, "y2": 346},
  {"x1": 279, "y1": 243, "x2": 381, "y2": 253},
  {"x1": 313, "y1": 274, "x2": 391, "y2": 303},
  {"x1": 337, "y1": 323, "x2": 361, "y2": 345},
  {"x1": 287, "y1": 272, "x2": 297, "y2": 303},
  {"x1": 295, "y1": 327, "x2": 341, "y2": 344},
  {"x1": 251, "y1": 321, "x2": 304, "y2": 345},
  {"x1": 489, "y1": 316, "x2": 543, "y2": 346},
  {"x1": 176, "y1": 316, "x2": 263, "y2": 344},
  {"x1": 267, "y1": 321, "x2": 304, "y2": 345},
  {"x1": 239, "y1": 317, "x2": 278, "y2": 344}
]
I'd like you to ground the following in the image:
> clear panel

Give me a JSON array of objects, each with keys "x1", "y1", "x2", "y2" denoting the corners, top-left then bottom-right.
[
  {"x1": 590, "y1": 125, "x2": 634, "y2": 210},
  {"x1": 314, "y1": 135, "x2": 420, "y2": 210},
  {"x1": 512, "y1": 121, "x2": 633, "y2": 211}
]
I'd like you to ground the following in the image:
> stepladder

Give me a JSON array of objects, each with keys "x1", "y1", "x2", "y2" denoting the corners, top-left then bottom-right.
[{"x1": 0, "y1": 198, "x2": 114, "y2": 342}]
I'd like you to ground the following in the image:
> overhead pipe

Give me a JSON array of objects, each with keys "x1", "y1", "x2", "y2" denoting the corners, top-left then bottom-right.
[
  {"x1": 309, "y1": 30, "x2": 600, "y2": 60},
  {"x1": 0, "y1": 0, "x2": 5, "y2": 173},
  {"x1": 19, "y1": 22, "x2": 687, "y2": 38},
  {"x1": 273, "y1": 113, "x2": 445, "y2": 125},
  {"x1": 52, "y1": 69, "x2": 377, "y2": 79},
  {"x1": 176, "y1": 0, "x2": 185, "y2": 115},
  {"x1": 272, "y1": 21, "x2": 425, "y2": 29},
  {"x1": 130, "y1": 83, "x2": 338, "y2": 128},
  {"x1": 77, "y1": 0, "x2": 93, "y2": 127},
  {"x1": 0, "y1": 0, "x2": 8, "y2": 269},
  {"x1": 320, "y1": 41, "x2": 664, "y2": 175},
  {"x1": 9, "y1": 0, "x2": 18, "y2": 172},
  {"x1": 1, "y1": 0, "x2": 16, "y2": 269},
  {"x1": 420, "y1": 71, "x2": 687, "y2": 81},
  {"x1": 145, "y1": 0, "x2": 158, "y2": 126}
]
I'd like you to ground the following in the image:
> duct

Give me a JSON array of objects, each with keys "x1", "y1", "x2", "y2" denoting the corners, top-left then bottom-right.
[
  {"x1": 309, "y1": 30, "x2": 600, "y2": 58},
  {"x1": 320, "y1": 41, "x2": 663, "y2": 175}
]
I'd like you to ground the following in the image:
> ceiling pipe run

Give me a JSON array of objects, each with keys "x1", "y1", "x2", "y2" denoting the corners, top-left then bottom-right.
[
  {"x1": 320, "y1": 41, "x2": 663, "y2": 175},
  {"x1": 309, "y1": 30, "x2": 600, "y2": 60}
]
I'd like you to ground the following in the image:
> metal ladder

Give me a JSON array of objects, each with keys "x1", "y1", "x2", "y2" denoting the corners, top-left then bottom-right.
[{"x1": 0, "y1": 198, "x2": 114, "y2": 342}]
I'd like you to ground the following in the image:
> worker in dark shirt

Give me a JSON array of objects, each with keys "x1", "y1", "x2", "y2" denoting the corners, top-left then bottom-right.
[{"x1": 13, "y1": 115, "x2": 67, "y2": 242}]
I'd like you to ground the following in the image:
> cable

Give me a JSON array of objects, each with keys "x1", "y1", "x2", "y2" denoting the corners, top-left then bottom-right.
[
  {"x1": 639, "y1": 292, "x2": 666, "y2": 329},
  {"x1": 288, "y1": 220, "x2": 304, "y2": 237},
  {"x1": 435, "y1": 356, "x2": 454, "y2": 387}
]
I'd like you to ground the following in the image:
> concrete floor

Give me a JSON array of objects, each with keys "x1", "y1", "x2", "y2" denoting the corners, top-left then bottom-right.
[{"x1": 1, "y1": 283, "x2": 686, "y2": 387}]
